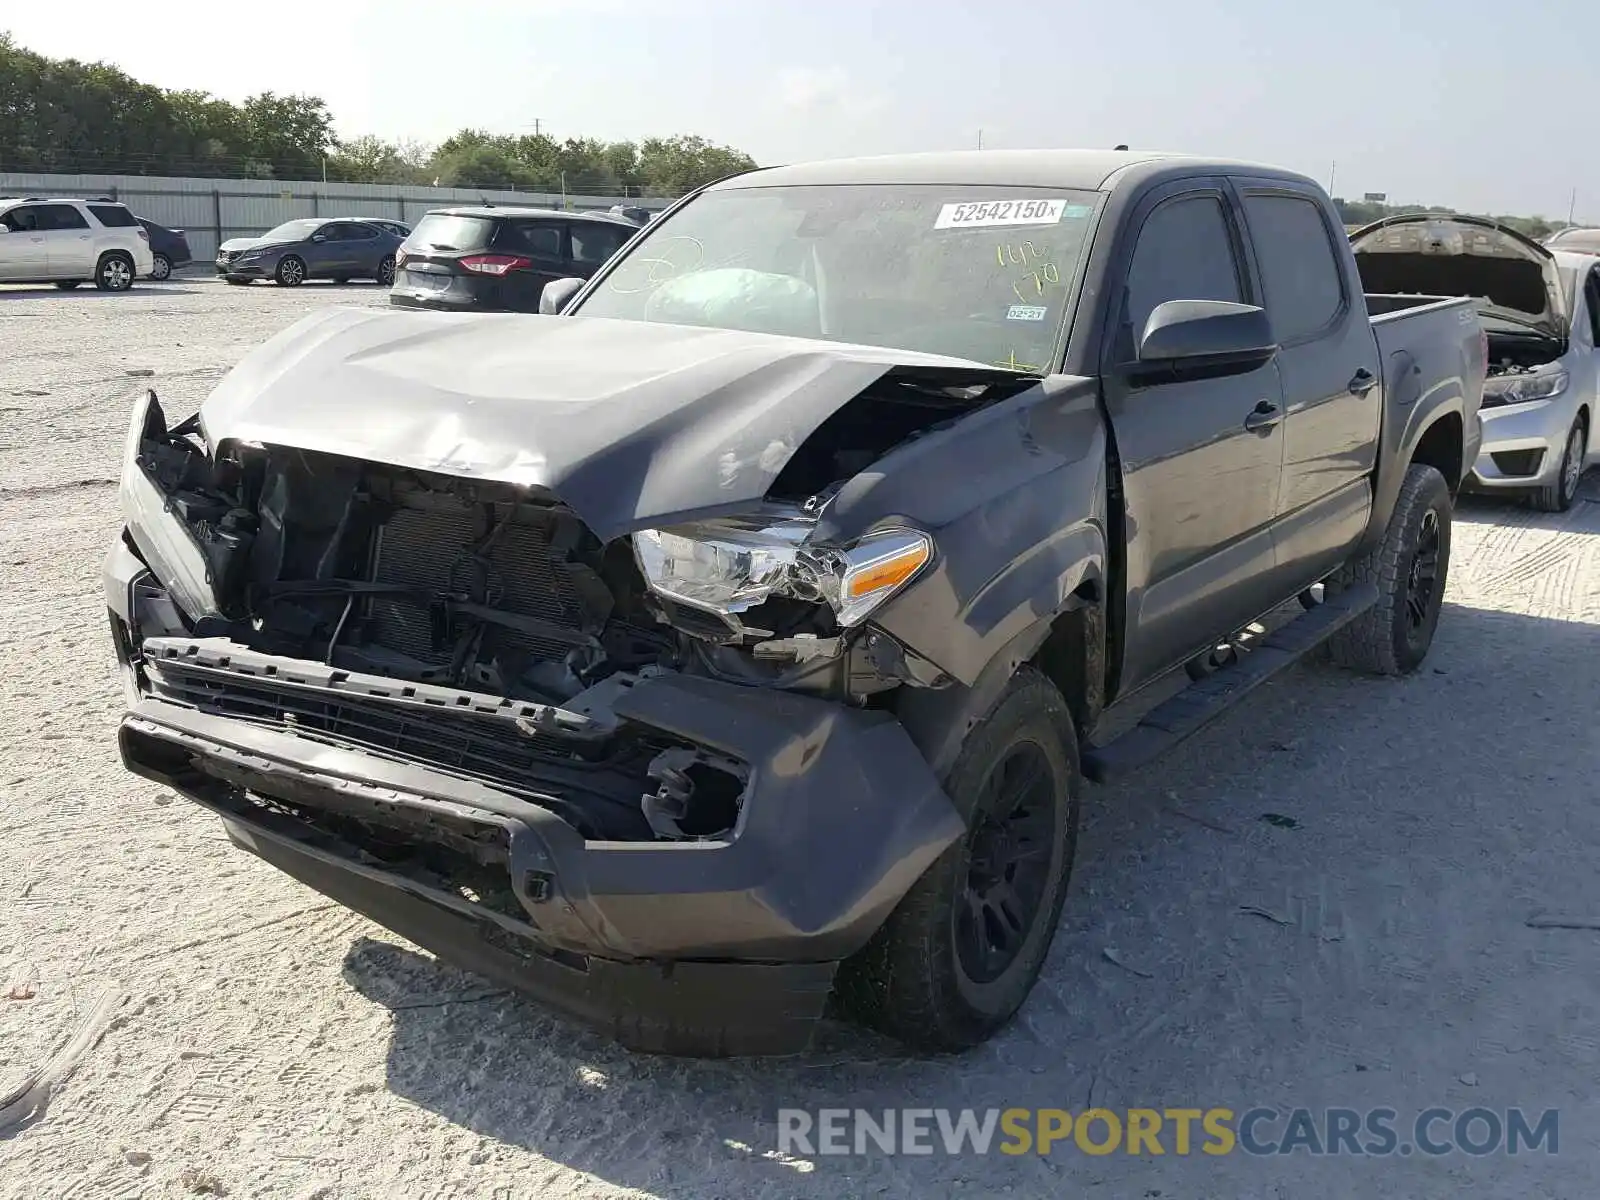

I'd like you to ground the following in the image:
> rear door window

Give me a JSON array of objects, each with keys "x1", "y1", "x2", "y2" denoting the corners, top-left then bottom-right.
[
  {"x1": 1242, "y1": 193, "x2": 1346, "y2": 342},
  {"x1": 569, "y1": 222, "x2": 631, "y2": 266},
  {"x1": 494, "y1": 219, "x2": 564, "y2": 259},
  {"x1": 88, "y1": 204, "x2": 139, "y2": 228},
  {"x1": 35, "y1": 203, "x2": 90, "y2": 231},
  {"x1": 1124, "y1": 194, "x2": 1243, "y2": 344},
  {"x1": 409, "y1": 214, "x2": 494, "y2": 252}
]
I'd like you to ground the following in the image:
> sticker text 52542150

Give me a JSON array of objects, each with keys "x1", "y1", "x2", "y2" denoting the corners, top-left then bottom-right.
[{"x1": 936, "y1": 199, "x2": 1069, "y2": 230}]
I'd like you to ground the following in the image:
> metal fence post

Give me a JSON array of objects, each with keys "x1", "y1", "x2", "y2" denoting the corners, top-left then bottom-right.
[{"x1": 212, "y1": 189, "x2": 223, "y2": 256}]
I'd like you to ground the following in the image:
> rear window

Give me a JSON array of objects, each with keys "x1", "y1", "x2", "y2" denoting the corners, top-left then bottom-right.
[
  {"x1": 409, "y1": 214, "x2": 494, "y2": 252},
  {"x1": 88, "y1": 204, "x2": 139, "y2": 228}
]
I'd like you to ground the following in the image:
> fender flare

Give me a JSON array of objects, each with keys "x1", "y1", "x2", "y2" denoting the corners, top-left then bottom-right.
[{"x1": 893, "y1": 590, "x2": 1101, "y2": 780}]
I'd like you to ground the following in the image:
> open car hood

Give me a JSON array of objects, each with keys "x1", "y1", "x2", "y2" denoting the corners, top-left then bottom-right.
[
  {"x1": 197, "y1": 307, "x2": 1027, "y2": 541},
  {"x1": 1351, "y1": 215, "x2": 1567, "y2": 339}
]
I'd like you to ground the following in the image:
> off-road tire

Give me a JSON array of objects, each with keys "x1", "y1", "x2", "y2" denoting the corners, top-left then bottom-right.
[
  {"x1": 95, "y1": 251, "x2": 135, "y2": 292},
  {"x1": 836, "y1": 667, "x2": 1081, "y2": 1051},
  {"x1": 274, "y1": 256, "x2": 306, "y2": 287},
  {"x1": 1532, "y1": 416, "x2": 1587, "y2": 514},
  {"x1": 1325, "y1": 463, "x2": 1451, "y2": 676}
]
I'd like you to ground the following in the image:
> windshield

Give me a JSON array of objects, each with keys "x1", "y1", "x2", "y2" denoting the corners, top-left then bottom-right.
[
  {"x1": 409, "y1": 213, "x2": 495, "y2": 252},
  {"x1": 572, "y1": 184, "x2": 1101, "y2": 371},
  {"x1": 260, "y1": 219, "x2": 320, "y2": 243}
]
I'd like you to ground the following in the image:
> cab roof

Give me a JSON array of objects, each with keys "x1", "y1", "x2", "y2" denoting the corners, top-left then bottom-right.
[{"x1": 711, "y1": 149, "x2": 1316, "y2": 194}]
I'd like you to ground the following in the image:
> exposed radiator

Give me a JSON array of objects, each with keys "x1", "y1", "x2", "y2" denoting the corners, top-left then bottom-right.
[{"x1": 366, "y1": 503, "x2": 586, "y2": 665}]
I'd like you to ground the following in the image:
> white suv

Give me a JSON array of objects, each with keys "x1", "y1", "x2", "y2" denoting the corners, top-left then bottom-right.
[{"x1": 0, "y1": 197, "x2": 155, "y2": 291}]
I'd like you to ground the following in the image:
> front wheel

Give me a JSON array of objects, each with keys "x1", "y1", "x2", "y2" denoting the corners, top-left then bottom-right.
[
  {"x1": 1325, "y1": 463, "x2": 1452, "y2": 676},
  {"x1": 1532, "y1": 417, "x2": 1587, "y2": 513},
  {"x1": 274, "y1": 256, "x2": 306, "y2": 287},
  {"x1": 837, "y1": 668, "x2": 1080, "y2": 1051},
  {"x1": 95, "y1": 252, "x2": 135, "y2": 292}
]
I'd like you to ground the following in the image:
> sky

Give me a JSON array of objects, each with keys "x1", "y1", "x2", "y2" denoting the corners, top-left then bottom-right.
[{"x1": 5, "y1": 0, "x2": 1597, "y2": 219}]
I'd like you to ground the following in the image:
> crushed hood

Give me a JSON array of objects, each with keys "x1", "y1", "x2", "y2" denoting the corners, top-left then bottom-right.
[
  {"x1": 1351, "y1": 215, "x2": 1567, "y2": 338},
  {"x1": 197, "y1": 307, "x2": 1024, "y2": 541}
]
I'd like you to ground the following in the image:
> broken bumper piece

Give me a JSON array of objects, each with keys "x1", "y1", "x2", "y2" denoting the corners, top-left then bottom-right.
[{"x1": 116, "y1": 664, "x2": 962, "y2": 1056}]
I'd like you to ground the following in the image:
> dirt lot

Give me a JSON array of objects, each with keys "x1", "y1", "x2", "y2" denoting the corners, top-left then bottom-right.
[{"x1": 2, "y1": 276, "x2": 1598, "y2": 1199}]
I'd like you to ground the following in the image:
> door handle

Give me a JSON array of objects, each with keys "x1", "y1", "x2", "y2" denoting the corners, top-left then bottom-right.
[
  {"x1": 1243, "y1": 400, "x2": 1282, "y2": 433},
  {"x1": 1348, "y1": 368, "x2": 1377, "y2": 395}
]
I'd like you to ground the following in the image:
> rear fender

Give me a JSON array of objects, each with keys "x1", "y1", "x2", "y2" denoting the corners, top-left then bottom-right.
[{"x1": 1367, "y1": 350, "x2": 1469, "y2": 549}]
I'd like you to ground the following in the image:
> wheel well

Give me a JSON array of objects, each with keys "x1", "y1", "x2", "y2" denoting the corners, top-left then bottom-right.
[
  {"x1": 1410, "y1": 411, "x2": 1464, "y2": 494},
  {"x1": 1031, "y1": 580, "x2": 1105, "y2": 739}
]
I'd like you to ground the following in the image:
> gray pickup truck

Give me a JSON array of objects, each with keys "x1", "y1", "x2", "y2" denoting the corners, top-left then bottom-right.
[{"x1": 106, "y1": 150, "x2": 1484, "y2": 1057}]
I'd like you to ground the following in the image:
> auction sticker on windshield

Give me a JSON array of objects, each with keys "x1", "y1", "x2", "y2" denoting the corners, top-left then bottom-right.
[{"x1": 936, "y1": 199, "x2": 1071, "y2": 229}]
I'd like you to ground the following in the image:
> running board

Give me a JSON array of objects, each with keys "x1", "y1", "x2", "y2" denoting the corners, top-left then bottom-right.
[{"x1": 1081, "y1": 582, "x2": 1379, "y2": 784}]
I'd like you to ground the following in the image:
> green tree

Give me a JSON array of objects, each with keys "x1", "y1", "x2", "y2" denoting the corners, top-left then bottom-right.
[
  {"x1": 240, "y1": 92, "x2": 336, "y2": 179},
  {"x1": 637, "y1": 135, "x2": 757, "y2": 197}
]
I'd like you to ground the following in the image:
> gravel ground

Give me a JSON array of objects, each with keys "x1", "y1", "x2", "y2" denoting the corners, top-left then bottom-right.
[{"x1": 2, "y1": 274, "x2": 1598, "y2": 1200}]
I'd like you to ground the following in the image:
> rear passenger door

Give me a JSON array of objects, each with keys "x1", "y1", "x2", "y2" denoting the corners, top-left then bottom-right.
[
  {"x1": 340, "y1": 222, "x2": 386, "y2": 276},
  {"x1": 493, "y1": 218, "x2": 567, "y2": 310},
  {"x1": 36, "y1": 203, "x2": 96, "y2": 279},
  {"x1": 1234, "y1": 181, "x2": 1380, "y2": 592},
  {"x1": 1102, "y1": 181, "x2": 1289, "y2": 690}
]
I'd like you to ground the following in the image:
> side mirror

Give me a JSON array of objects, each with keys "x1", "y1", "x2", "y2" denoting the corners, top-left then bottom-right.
[
  {"x1": 1136, "y1": 300, "x2": 1277, "y2": 377},
  {"x1": 311, "y1": 234, "x2": 326, "y2": 243},
  {"x1": 539, "y1": 276, "x2": 585, "y2": 315}
]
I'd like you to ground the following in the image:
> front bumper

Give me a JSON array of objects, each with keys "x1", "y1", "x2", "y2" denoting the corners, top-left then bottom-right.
[
  {"x1": 106, "y1": 542, "x2": 962, "y2": 1055},
  {"x1": 1464, "y1": 395, "x2": 1577, "y2": 490}
]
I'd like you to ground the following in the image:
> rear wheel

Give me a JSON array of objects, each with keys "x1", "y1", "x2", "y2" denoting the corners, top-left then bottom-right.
[
  {"x1": 376, "y1": 255, "x2": 396, "y2": 286},
  {"x1": 150, "y1": 252, "x2": 172, "y2": 281},
  {"x1": 95, "y1": 252, "x2": 135, "y2": 292},
  {"x1": 837, "y1": 668, "x2": 1081, "y2": 1051},
  {"x1": 1533, "y1": 417, "x2": 1587, "y2": 513},
  {"x1": 275, "y1": 256, "x2": 306, "y2": 287},
  {"x1": 1325, "y1": 463, "x2": 1452, "y2": 676}
]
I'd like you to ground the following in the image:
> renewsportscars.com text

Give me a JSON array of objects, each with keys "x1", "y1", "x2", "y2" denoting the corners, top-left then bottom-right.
[{"x1": 777, "y1": 1107, "x2": 1559, "y2": 1158}]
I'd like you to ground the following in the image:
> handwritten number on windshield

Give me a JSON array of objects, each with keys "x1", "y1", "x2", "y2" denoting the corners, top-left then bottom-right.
[
  {"x1": 605, "y1": 235, "x2": 706, "y2": 295},
  {"x1": 996, "y1": 239, "x2": 1060, "y2": 302}
]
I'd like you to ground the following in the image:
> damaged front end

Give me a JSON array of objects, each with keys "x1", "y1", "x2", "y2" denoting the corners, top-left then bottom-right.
[{"x1": 108, "y1": 383, "x2": 982, "y2": 1053}]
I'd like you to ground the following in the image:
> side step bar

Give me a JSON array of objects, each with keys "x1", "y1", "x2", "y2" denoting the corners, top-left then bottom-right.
[{"x1": 1081, "y1": 582, "x2": 1379, "y2": 784}]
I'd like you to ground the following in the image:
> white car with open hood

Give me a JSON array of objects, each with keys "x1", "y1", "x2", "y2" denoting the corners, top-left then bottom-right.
[{"x1": 1353, "y1": 215, "x2": 1594, "y2": 511}]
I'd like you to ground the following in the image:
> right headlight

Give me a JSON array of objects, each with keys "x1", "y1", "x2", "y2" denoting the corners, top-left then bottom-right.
[
  {"x1": 632, "y1": 521, "x2": 933, "y2": 631},
  {"x1": 1483, "y1": 369, "x2": 1568, "y2": 407}
]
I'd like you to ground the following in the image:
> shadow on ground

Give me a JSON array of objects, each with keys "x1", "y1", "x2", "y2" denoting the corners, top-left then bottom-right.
[
  {"x1": 340, "y1": 599, "x2": 1600, "y2": 1198},
  {"x1": 0, "y1": 285, "x2": 208, "y2": 299}
]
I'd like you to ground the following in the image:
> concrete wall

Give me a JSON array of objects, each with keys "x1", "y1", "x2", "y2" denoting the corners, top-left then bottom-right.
[{"x1": 0, "y1": 172, "x2": 671, "y2": 260}]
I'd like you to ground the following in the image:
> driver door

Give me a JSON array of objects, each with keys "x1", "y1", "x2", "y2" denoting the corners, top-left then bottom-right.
[{"x1": 1101, "y1": 181, "x2": 1288, "y2": 690}]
